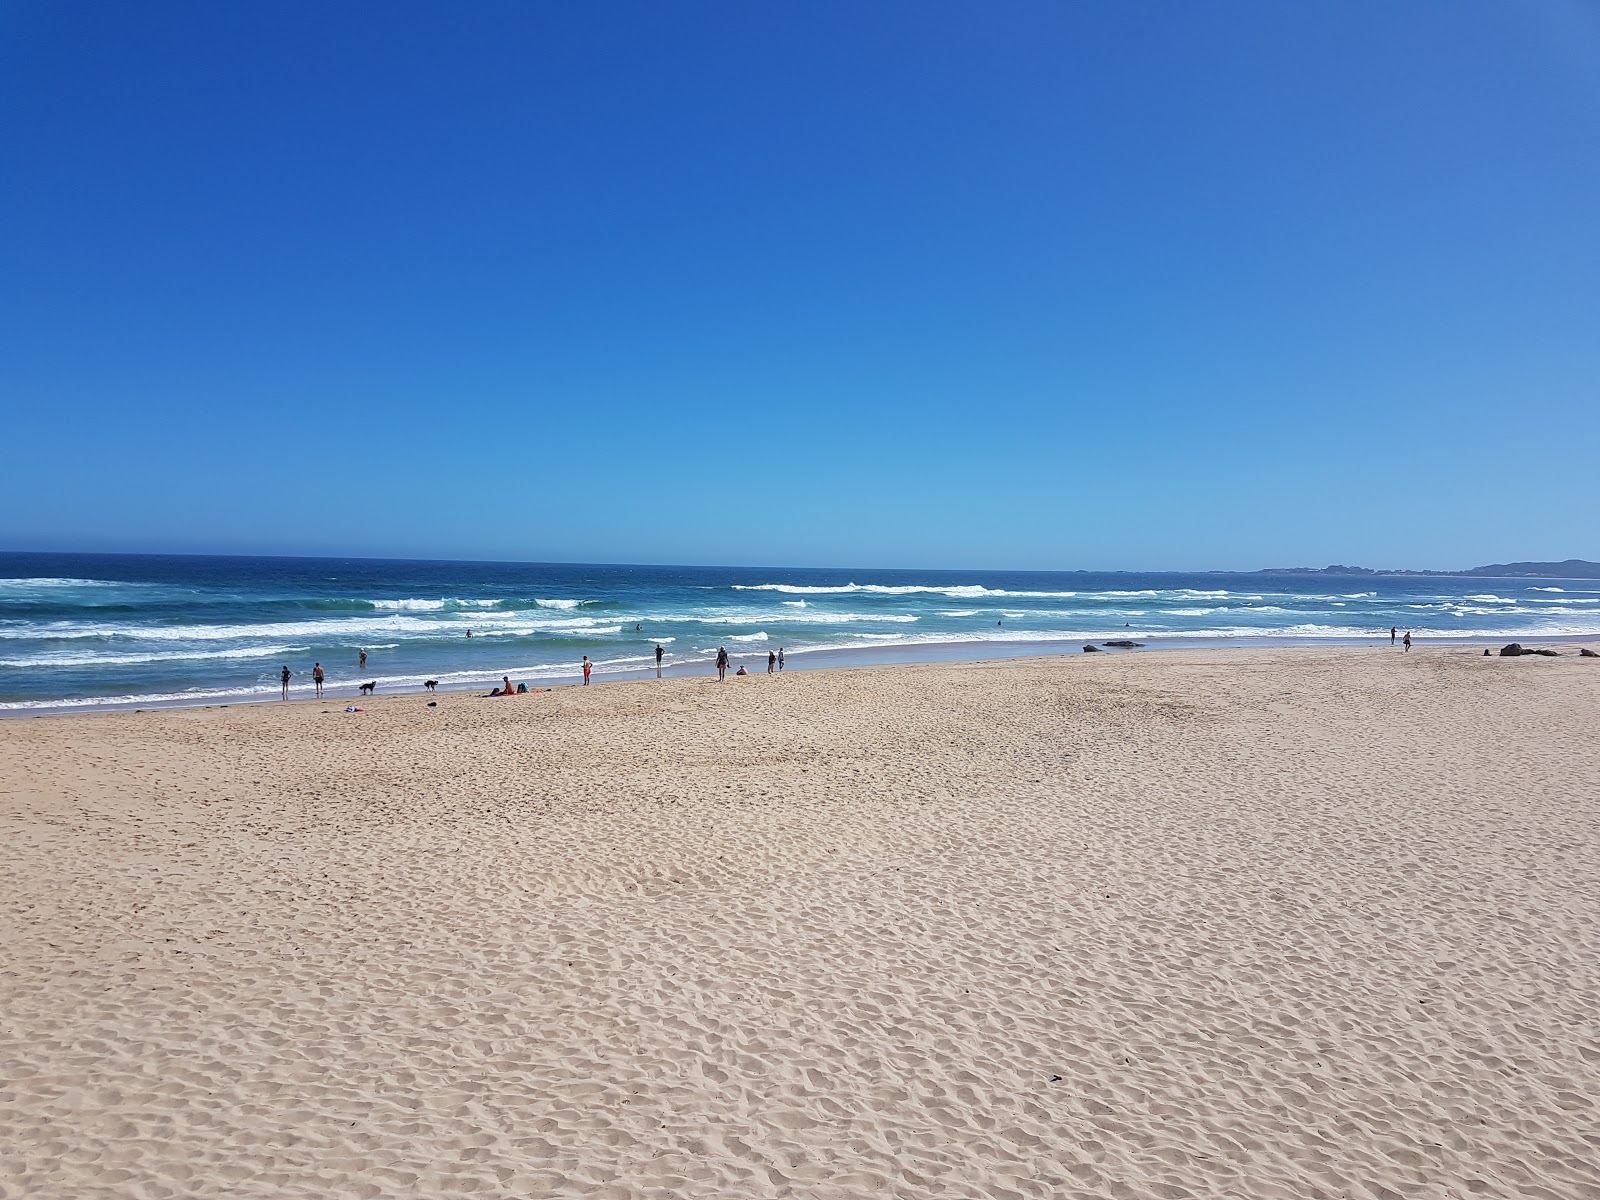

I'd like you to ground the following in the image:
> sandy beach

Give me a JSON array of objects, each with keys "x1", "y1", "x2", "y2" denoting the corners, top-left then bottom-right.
[{"x1": 3, "y1": 645, "x2": 1597, "y2": 1199}]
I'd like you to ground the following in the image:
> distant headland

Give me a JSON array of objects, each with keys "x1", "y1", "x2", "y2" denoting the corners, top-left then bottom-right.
[{"x1": 1259, "y1": 559, "x2": 1600, "y2": 579}]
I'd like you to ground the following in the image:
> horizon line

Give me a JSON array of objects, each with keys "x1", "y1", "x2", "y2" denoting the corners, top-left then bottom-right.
[{"x1": 1, "y1": 547, "x2": 1593, "y2": 578}]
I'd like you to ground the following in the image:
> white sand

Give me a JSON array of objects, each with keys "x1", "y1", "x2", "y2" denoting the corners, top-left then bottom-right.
[{"x1": 2, "y1": 646, "x2": 1598, "y2": 1199}]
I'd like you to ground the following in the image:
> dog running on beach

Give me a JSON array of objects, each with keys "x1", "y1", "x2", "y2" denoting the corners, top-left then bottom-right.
[
  {"x1": 423, "y1": 680, "x2": 438, "y2": 691},
  {"x1": 358, "y1": 681, "x2": 377, "y2": 696}
]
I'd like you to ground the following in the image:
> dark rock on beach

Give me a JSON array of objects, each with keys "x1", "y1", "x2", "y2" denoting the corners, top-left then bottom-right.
[
  {"x1": 1581, "y1": 648, "x2": 1599, "y2": 657},
  {"x1": 1503, "y1": 644, "x2": 1559, "y2": 656},
  {"x1": 1082, "y1": 645, "x2": 1100, "y2": 652},
  {"x1": 1499, "y1": 644, "x2": 1525, "y2": 656}
]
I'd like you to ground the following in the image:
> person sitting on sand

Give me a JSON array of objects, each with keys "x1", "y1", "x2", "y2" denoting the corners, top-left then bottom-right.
[
  {"x1": 501, "y1": 675, "x2": 514, "y2": 694},
  {"x1": 516, "y1": 682, "x2": 528, "y2": 693},
  {"x1": 735, "y1": 665, "x2": 748, "y2": 676}
]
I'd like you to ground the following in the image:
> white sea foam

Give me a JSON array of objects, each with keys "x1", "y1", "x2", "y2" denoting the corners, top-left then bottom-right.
[
  {"x1": 534, "y1": 598, "x2": 583, "y2": 609},
  {"x1": 0, "y1": 577, "x2": 137, "y2": 589},
  {"x1": 370, "y1": 598, "x2": 447, "y2": 611},
  {"x1": 0, "y1": 645, "x2": 306, "y2": 669},
  {"x1": 729, "y1": 632, "x2": 769, "y2": 641},
  {"x1": 782, "y1": 600, "x2": 807, "y2": 607},
  {"x1": 733, "y1": 583, "x2": 1083, "y2": 599},
  {"x1": 941, "y1": 610, "x2": 981, "y2": 617},
  {"x1": 1528, "y1": 587, "x2": 1564, "y2": 592}
]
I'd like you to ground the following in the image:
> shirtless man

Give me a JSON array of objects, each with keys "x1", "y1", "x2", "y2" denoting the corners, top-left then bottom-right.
[
  {"x1": 280, "y1": 665, "x2": 291, "y2": 699},
  {"x1": 312, "y1": 662, "x2": 324, "y2": 698}
]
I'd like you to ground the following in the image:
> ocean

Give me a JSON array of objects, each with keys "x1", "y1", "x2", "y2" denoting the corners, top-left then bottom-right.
[{"x1": 2, "y1": 552, "x2": 1596, "y2": 712}]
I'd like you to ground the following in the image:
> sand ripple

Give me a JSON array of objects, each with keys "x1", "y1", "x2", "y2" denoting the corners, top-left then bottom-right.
[{"x1": 3, "y1": 648, "x2": 1598, "y2": 1197}]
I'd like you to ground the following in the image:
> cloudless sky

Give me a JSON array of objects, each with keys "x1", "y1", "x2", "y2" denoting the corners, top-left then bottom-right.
[{"x1": 3, "y1": 2, "x2": 1598, "y2": 570}]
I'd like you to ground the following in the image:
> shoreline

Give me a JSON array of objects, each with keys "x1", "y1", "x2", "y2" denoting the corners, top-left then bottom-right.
[{"x1": 4, "y1": 629, "x2": 1595, "y2": 717}]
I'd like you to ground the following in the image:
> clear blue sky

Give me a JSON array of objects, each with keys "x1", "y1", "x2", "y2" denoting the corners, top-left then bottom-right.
[{"x1": 3, "y1": 2, "x2": 1597, "y2": 570}]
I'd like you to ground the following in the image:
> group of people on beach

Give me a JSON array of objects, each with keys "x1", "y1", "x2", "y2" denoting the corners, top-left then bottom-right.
[
  {"x1": 714, "y1": 645, "x2": 785, "y2": 681},
  {"x1": 278, "y1": 639, "x2": 792, "y2": 702},
  {"x1": 280, "y1": 625, "x2": 1426, "y2": 704}
]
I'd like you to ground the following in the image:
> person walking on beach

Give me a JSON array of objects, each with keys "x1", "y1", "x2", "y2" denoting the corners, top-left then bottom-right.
[
  {"x1": 778, "y1": 647, "x2": 784, "y2": 670},
  {"x1": 280, "y1": 665, "x2": 291, "y2": 700},
  {"x1": 312, "y1": 662, "x2": 324, "y2": 698},
  {"x1": 359, "y1": 648, "x2": 367, "y2": 670},
  {"x1": 768, "y1": 649, "x2": 776, "y2": 674},
  {"x1": 1391, "y1": 627, "x2": 1397, "y2": 645},
  {"x1": 582, "y1": 655, "x2": 592, "y2": 685},
  {"x1": 716, "y1": 645, "x2": 729, "y2": 682},
  {"x1": 1403, "y1": 630, "x2": 1412, "y2": 652}
]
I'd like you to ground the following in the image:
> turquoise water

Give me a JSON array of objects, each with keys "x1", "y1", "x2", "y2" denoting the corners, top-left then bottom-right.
[{"x1": 2, "y1": 552, "x2": 1596, "y2": 711}]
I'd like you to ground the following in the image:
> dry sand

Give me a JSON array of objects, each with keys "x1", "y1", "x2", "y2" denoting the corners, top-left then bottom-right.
[{"x1": 2, "y1": 646, "x2": 1598, "y2": 1199}]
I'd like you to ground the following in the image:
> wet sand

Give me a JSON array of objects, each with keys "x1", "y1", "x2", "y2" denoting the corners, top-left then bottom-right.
[{"x1": 3, "y1": 646, "x2": 1597, "y2": 1199}]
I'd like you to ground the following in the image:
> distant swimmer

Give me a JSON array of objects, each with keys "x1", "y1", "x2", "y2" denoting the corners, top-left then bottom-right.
[
  {"x1": 582, "y1": 655, "x2": 592, "y2": 685},
  {"x1": 280, "y1": 665, "x2": 291, "y2": 700},
  {"x1": 312, "y1": 662, "x2": 324, "y2": 698},
  {"x1": 1403, "y1": 630, "x2": 1412, "y2": 652},
  {"x1": 466, "y1": 629, "x2": 472, "y2": 638},
  {"x1": 359, "y1": 648, "x2": 367, "y2": 669},
  {"x1": 655, "y1": 644, "x2": 664, "y2": 666},
  {"x1": 778, "y1": 647, "x2": 785, "y2": 670},
  {"x1": 636, "y1": 623, "x2": 641, "y2": 632},
  {"x1": 716, "y1": 645, "x2": 729, "y2": 682},
  {"x1": 1391, "y1": 627, "x2": 1397, "y2": 645},
  {"x1": 768, "y1": 650, "x2": 776, "y2": 674}
]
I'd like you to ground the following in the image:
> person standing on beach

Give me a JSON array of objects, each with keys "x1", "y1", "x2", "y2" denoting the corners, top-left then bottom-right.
[
  {"x1": 778, "y1": 647, "x2": 784, "y2": 670},
  {"x1": 582, "y1": 655, "x2": 592, "y2": 685},
  {"x1": 1391, "y1": 627, "x2": 1397, "y2": 645},
  {"x1": 1403, "y1": 631, "x2": 1412, "y2": 652},
  {"x1": 716, "y1": 645, "x2": 728, "y2": 681},
  {"x1": 655, "y1": 644, "x2": 664, "y2": 667},
  {"x1": 359, "y1": 648, "x2": 367, "y2": 670},
  {"x1": 768, "y1": 649, "x2": 776, "y2": 674},
  {"x1": 280, "y1": 665, "x2": 291, "y2": 699},
  {"x1": 312, "y1": 662, "x2": 324, "y2": 698}
]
